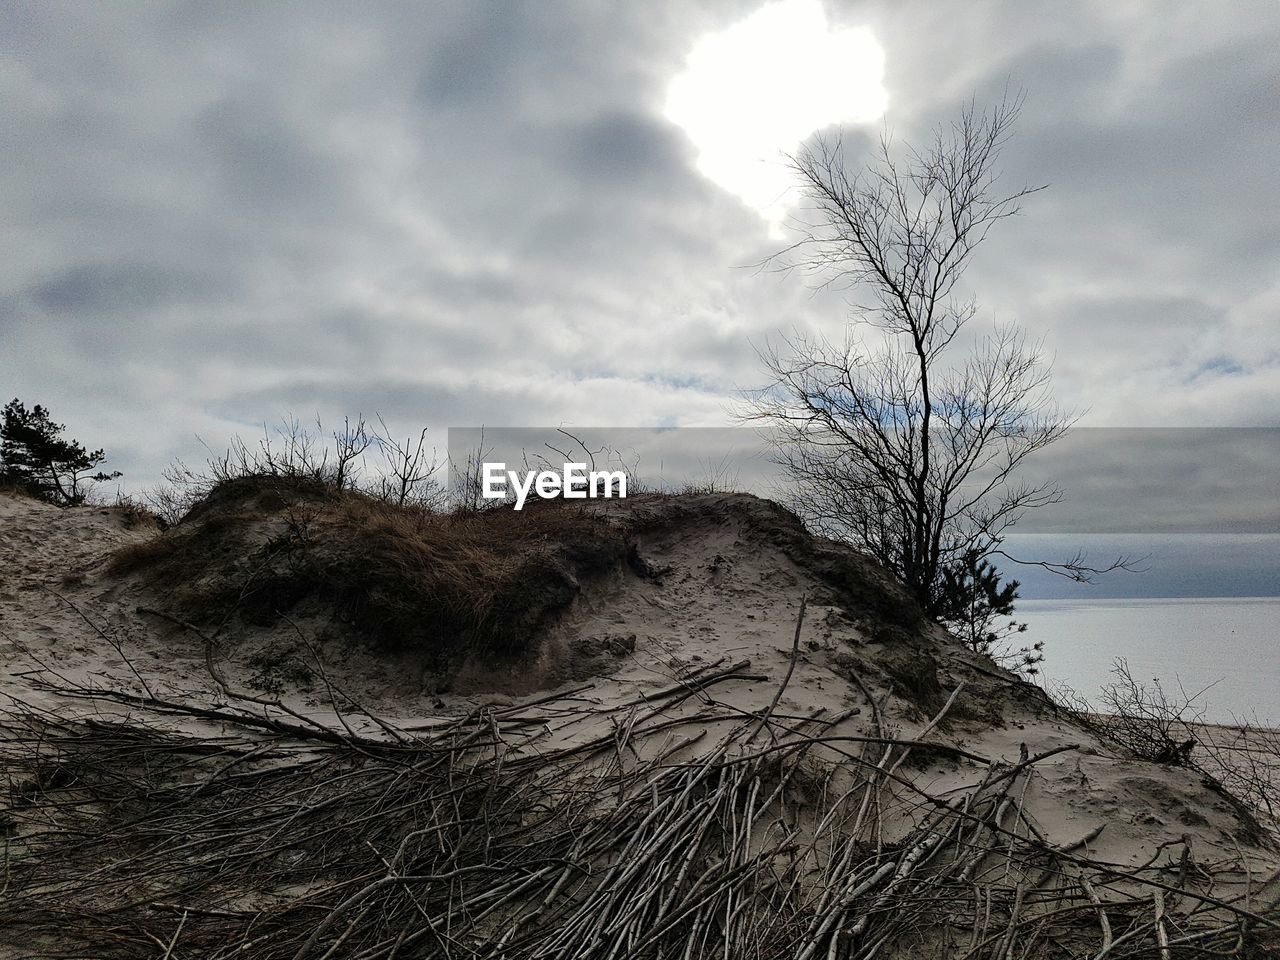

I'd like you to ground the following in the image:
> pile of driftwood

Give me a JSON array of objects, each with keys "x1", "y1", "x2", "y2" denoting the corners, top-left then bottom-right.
[{"x1": 3, "y1": 621, "x2": 1279, "y2": 959}]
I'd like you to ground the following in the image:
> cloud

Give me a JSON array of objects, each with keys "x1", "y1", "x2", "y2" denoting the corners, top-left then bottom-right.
[{"x1": 2, "y1": 0, "x2": 1277, "y2": 500}]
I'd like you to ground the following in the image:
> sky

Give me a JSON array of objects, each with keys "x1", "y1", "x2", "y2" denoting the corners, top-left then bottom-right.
[
  {"x1": 446, "y1": 425, "x2": 1279, "y2": 598},
  {"x1": 3, "y1": 1, "x2": 1279, "y2": 537}
]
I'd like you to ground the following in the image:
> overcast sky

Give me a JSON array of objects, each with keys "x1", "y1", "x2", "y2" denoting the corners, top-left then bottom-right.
[{"x1": 4, "y1": 0, "x2": 1279, "y2": 499}]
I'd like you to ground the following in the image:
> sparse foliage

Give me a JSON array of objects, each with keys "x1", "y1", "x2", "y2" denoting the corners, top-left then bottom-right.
[
  {"x1": 1197, "y1": 717, "x2": 1280, "y2": 826},
  {"x1": 1054, "y1": 660, "x2": 1279, "y2": 832},
  {"x1": 107, "y1": 493, "x2": 160, "y2": 529},
  {"x1": 451, "y1": 426, "x2": 501, "y2": 511}
]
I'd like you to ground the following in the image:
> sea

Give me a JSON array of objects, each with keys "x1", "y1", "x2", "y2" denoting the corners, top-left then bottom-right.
[{"x1": 1019, "y1": 597, "x2": 1280, "y2": 725}]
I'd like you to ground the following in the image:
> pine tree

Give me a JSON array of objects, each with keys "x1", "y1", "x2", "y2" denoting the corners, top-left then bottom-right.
[
  {"x1": 0, "y1": 399, "x2": 120, "y2": 506},
  {"x1": 937, "y1": 550, "x2": 1041, "y2": 675}
]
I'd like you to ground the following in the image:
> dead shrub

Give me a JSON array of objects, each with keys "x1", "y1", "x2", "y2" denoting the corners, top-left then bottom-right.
[
  {"x1": 105, "y1": 495, "x2": 161, "y2": 529},
  {"x1": 145, "y1": 413, "x2": 448, "y2": 524},
  {"x1": 1054, "y1": 660, "x2": 1280, "y2": 832},
  {"x1": 1057, "y1": 659, "x2": 1202, "y2": 766}
]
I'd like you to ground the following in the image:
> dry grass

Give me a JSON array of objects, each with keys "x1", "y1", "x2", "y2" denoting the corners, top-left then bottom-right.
[
  {"x1": 107, "y1": 477, "x2": 925, "y2": 676},
  {"x1": 314, "y1": 494, "x2": 632, "y2": 656},
  {"x1": 104, "y1": 495, "x2": 162, "y2": 529},
  {"x1": 102, "y1": 480, "x2": 944, "y2": 714},
  {"x1": 107, "y1": 475, "x2": 634, "y2": 664},
  {"x1": 0, "y1": 482, "x2": 40, "y2": 501}
]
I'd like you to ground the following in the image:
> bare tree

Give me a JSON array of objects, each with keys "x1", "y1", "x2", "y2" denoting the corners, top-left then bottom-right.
[
  {"x1": 332, "y1": 415, "x2": 372, "y2": 490},
  {"x1": 744, "y1": 99, "x2": 1132, "y2": 634},
  {"x1": 372, "y1": 415, "x2": 445, "y2": 508}
]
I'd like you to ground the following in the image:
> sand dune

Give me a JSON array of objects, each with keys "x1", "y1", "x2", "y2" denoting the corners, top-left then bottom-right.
[{"x1": 2, "y1": 485, "x2": 1277, "y2": 957}]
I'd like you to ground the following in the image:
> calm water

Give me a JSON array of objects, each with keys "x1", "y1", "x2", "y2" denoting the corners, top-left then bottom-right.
[{"x1": 1019, "y1": 597, "x2": 1280, "y2": 725}]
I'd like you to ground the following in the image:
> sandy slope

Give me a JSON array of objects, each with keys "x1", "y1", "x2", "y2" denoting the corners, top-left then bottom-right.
[
  {"x1": 1, "y1": 493, "x2": 159, "y2": 687},
  {"x1": 1, "y1": 487, "x2": 1276, "y2": 891},
  {"x1": 0, "y1": 493, "x2": 224, "y2": 715}
]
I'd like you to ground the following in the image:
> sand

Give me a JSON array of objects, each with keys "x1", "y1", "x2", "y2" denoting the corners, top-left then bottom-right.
[{"x1": 3, "y1": 488, "x2": 1275, "y2": 883}]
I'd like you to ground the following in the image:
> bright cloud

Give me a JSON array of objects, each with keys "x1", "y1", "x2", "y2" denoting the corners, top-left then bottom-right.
[{"x1": 664, "y1": 0, "x2": 887, "y2": 227}]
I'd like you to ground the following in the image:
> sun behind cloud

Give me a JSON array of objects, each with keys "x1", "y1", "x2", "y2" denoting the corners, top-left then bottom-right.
[{"x1": 664, "y1": 0, "x2": 887, "y2": 229}]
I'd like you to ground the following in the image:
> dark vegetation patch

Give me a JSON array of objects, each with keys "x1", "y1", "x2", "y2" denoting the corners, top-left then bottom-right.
[
  {"x1": 107, "y1": 484, "x2": 927, "y2": 685},
  {"x1": 947, "y1": 689, "x2": 1006, "y2": 728},
  {"x1": 102, "y1": 497, "x2": 161, "y2": 529},
  {"x1": 881, "y1": 650, "x2": 947, "y2": 719},
  {"x1": 565, "y1": 633, "x2": 638, "y2": 680},
  {"x1": 108, "y1": 475, "x2": 634, "y2": 669},
  {"x1": 827, "y1": 647, "x2": 951, "y2": 722},
  {"x1": 245, "y1": 645, "x2": 316, "y2": 696},
  {"x1": 898, "y1": 742, "x2": 962, "y2": 771}
]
